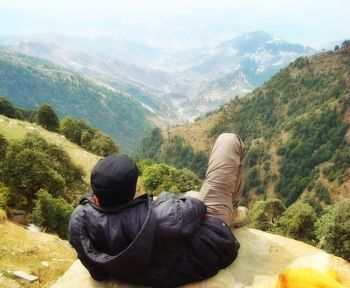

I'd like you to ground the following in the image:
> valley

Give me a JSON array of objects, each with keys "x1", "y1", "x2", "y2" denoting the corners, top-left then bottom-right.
[
  {"x1": 1, "y1": 31, "x2": 315, "y2": 124},
  {"x1": 1, "y1": 1, "x2": 350, "y2": 287}
]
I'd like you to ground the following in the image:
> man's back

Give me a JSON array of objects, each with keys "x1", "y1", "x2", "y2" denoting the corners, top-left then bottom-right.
[{"x1": 69, "y1": 192, "x2": 239, "y2": 287}]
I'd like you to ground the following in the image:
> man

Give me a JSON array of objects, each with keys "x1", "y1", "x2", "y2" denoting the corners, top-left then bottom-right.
[{"x1": 68, "y1": 133, "x2": 247, "y2": 287}]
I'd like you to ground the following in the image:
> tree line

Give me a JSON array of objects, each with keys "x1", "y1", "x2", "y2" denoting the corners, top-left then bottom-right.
[
  {"x1": 137, "y1": 128, "x2": 208, "y2": 179},
  {"x1": 0, "y1": 132, "x2": 86, "y2": 238},
  {"x1": 0, "y1": 96, "x2": 119, "y2": 156},
  {"x1": 0, "y1": 96, "x2": 119, "y2": 238},
  {"x1": 249, "y1": 197, "x2": 350, "y2": 262}
]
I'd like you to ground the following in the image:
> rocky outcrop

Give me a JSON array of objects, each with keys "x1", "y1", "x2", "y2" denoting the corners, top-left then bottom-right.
[{"x1": 52, "y1": 227, "x2": 350, "y2": 288}]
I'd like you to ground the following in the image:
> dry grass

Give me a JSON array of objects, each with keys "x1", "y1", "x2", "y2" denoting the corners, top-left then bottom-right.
[
  {"x1": 0, "y1": 209, "x2": 7, "y2": 224},
  {"x1": 0, "y1": 221, "x2": 76, "y2": 288},
  {"x1": 165, "y1": 112, "x2": 222, "y2": 153}
]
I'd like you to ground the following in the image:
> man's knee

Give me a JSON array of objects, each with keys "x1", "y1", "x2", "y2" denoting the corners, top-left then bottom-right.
[{"x1": 216, "y1": 133, "x2": 245, "y2": 158}]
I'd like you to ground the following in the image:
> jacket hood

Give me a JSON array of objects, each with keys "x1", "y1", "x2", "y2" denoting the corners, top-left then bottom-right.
[{"x1": 79, "y1": 194, "x2": 156, "y2": 278}]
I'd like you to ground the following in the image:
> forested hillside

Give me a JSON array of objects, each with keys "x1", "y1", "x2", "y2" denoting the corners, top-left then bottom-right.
[
  {"x1": 0, "y1": 50, "x2": 153, "y2": 151},
  {"x1": 154, "y1": 43, "x2": 350, "y2": 207},
  {"x1": 135, "y1": 44, "x2": 350, "y2": 260}
]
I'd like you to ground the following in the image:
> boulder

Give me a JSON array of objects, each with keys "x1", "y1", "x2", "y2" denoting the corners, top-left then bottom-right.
[{"x1": 52, "y1": 227, "x2": 350, "y2": 288}]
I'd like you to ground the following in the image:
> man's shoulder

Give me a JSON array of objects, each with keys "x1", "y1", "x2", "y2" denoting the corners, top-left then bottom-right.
[{"x1": 153, "y1": 191, "x2": 204, "y2": 205}]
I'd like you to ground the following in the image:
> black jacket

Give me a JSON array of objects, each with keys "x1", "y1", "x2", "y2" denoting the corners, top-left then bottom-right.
[{"x1": 68, "y1": 192, "x2": 240, "y2": 287}]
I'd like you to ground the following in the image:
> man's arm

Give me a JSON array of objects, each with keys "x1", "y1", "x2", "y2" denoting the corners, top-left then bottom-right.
[
  {"x1": 68, "y1": 205, "x2": 110, "y2": 281},
  {"x1": 153, "y1": 192, "x2": 206, "y2": 237}
]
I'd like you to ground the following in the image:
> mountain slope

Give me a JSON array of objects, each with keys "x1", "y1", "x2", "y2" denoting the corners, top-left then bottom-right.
[
  {"x1": 0, "y1": 50, "x2": 153, "y2": 151},
  {"x1": 165, "y1": 31, "x2": 316, "y2": 119},
  {"x1": 3, "y1": 32, "x2": 316, "y2": 122},
  {"x1": 4, "y1": 41, "x2": 184, "y2": 126},
  {"x1": 166, "y1": 43, "x2": 350, "y2": 206},
  {"x1": 0, "y1": 220, "x2": 76, "y2": 288}
]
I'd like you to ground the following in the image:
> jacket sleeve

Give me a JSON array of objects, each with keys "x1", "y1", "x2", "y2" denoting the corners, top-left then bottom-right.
[
  {"x1": 68, "y1": 205, "x2": 110, "y2": 281},
  {"x1": 153, "y1": 192, "x2": 206, "y2": 237}
]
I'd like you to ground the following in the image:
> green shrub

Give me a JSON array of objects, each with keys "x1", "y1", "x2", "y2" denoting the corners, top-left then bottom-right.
[
  {"x1": 0, "y1": 133, "x2": 85, "y2": 210},
  {"x1": 174, "y1": 168, "x2": 201, "y2": 193},
  {"x1": 315, "y1": 198, "x2": 350, "y2": 261},
  {"x1": 31, "y1": 189, "x2": 74, "y2": 239},
  {"x1": 36, "y1": 104, "x2": 59, "y2": 131},
  {"x1": 160, "y1": 136, "x2": 208, "y2": 179},
  {"x1": 323, "y1": 165, "x2": 338, "y2": 182},
  {"x1": 263, "y1": 160, "x2": 270, "y2": 171},
  {"x1": 142, "y1": 163, "x2": 201, "y2": 196},
  {"x1": 250, "y1": 198, "x2": 285, "y2": 231},
  {"x1": 138, "y1": 131, "x2": 208, "y2": 179},
  {"x1": 0, "y1": 133, "x2": 7, "y2": 160},
  {"x1": 89, "y1": 132, "x2": 119, "y2": 157},
  {"x1": 244, "y1": 167, "x2": 260, "y2": 192},
  {"x1": 277, "y1": 202, "x2": 317, "y2": 242},
  {"x1": 256, "y1": 184, "x2": 266, "y2": 195},
  {"x1": 0, "y1": 96, "x2": 16, "y2": 118},
  {"x1": 0, "y1": 182, "x2": 10, "y2": 209},
  {"x1": 142, "y1": 164, "x2": 176, "y2": 194},
  {"x1": 136, "y1": 158, "x2": 156, "y2": 174},
  {"x1": 245, "y1": 146, "x2": 260, "y2": 168},
  {"x1": 314, "y1": 183, "x2": 331, "y2": 204},
  {"x1": 137, "y1": 128, "x2": 163, "y2": 161},
  {"x1": 60, "y1": 117, "x2": 119, "y2": 156}
]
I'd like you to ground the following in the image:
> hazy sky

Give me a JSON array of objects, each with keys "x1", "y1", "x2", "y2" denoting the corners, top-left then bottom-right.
[{"x1": 1, "y1": 0, "x2": 349, "y2": 48}]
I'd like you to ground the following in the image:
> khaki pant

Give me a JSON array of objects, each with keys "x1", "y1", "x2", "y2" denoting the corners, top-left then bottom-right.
[{"x1": 186, "y1": 133, "x2": 245, "y2": 225}]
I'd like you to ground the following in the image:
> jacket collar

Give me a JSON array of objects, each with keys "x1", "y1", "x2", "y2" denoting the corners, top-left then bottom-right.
[{"x1": 80, "y1": 193, "x2": 151, "y2": 214}]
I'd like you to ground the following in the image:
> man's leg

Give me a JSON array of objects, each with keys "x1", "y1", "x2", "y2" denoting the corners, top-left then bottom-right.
[{"x1": 195, "y1": 133, "x2": 246, "y2": 226}]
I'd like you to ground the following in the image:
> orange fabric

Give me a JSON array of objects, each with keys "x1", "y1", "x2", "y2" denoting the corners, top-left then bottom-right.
[
  {"x1": 276, "y1": 268, "x2": 346, "y2": 288},
  {"x1": 92, "y1": 195, "x2": 100, "y2": 206}
]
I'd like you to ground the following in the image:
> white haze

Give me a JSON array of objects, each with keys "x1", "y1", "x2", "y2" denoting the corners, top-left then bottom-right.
[{"x1": 0, "y1": 0, "x2": 349, "y2": 49}]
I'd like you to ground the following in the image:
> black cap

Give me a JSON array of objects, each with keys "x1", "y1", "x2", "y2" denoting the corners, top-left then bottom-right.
[{"x1": 90, "y1": 155, "x2": 139, "y2": 206}]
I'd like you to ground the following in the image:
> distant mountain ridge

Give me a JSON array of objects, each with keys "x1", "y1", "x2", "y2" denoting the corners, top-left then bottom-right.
[
  {"x1": 0, "y1": 49, "x2": 153, "y2": 151},
  {"x1": 2, "y1": 31, "x2": 316, "y2": 121},
  {"x1": 165, "y1": 31, "x2": 316, "y2": 119}
]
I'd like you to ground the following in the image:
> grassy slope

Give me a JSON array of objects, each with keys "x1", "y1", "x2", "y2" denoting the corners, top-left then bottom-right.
[
  {"x1": 0, "y1": 115, "x2": 100, "y2": 182},
  {"x1": 0, "y1": 117, "x2": 99, "y2": 287},
  {"x1": 0, "y1": 116, "x2": 150, "y2": 287},
  {"x1": 164, "y1": 112, "x2": 222, "y2": 153},
  {"x1": 0, "y1": 221, "x2": 76, "y2": 288},
  {"x1": 0, "y1": 115, "x2": 147, "y2": 193},
  {"x1": 0, "y1": 50, "x2": 153, "y2": 152},
  {"x1": 167, "y1": 50, "x2": 350, "y2": 205}
]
